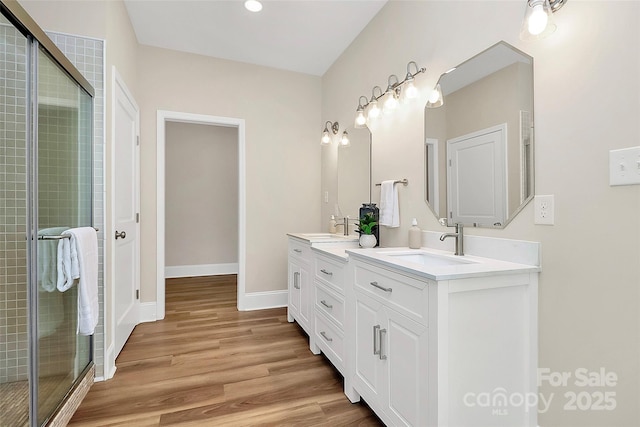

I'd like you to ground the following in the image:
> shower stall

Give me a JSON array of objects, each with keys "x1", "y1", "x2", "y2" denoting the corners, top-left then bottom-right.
[{"x1": 1, "y1": 2, "x2": 95, "y2": 426}]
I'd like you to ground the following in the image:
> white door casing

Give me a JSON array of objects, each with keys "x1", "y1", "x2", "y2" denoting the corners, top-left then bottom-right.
[
  {"x1": 156, "y1": 111, "x2": 246, "y2": 319},
  {"x1": 112, "y1": 67, "x2": 140, "y2": 360},
  {"x1": 447, "y1": 124, "x2": 507, "y2": 227}
]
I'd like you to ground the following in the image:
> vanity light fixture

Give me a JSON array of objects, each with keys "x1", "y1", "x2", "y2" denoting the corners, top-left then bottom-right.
[
  {"x1": 244, "y1": 0, "x2": 263, "y2": 12},
  {"x1": 520, "y1": 0, "x2": 567, "y2": 40},
  {"x1": 321, "y1": 121, "x2": 340, "y2": 146},
  {"x1": 339, "y1": 130, "x2": 350, "y2": 147},
  {"x1": 354, "y1": 61, "x2": 426, "y2": 125}
]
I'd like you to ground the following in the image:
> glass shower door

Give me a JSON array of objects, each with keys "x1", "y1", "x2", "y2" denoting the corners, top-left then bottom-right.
[{"x1": 35, "y1": 47, "x2": 93, "y2": 425}]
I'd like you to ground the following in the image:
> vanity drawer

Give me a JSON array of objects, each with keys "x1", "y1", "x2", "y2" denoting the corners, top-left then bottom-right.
[
  {"x1": 354, "y1": 261, "x2": 429, "y2": 324},
  {"x1": 314, "y1": 255, "x2": 345, "y2": 292},
  {"x1": 314, "y1": 311, "x2": 345, "y2": 374},
  {"x1": 315, "y1": 281, "x2": 345, "y2": 328},
  {"x1": 289, "y1": 239, "x2": 311, "y2": 261}
]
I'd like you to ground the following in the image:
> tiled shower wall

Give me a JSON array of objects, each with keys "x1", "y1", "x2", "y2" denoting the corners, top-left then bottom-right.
[
  {"x1": 46, "y1": 32, "x2": 105, "y2": 379},
  {"x1": 0, "y1": 25, "x2": 105, "y2": 383},
  {"x1": 0, "y1": 22, "x2": 29, "y2": 383}
]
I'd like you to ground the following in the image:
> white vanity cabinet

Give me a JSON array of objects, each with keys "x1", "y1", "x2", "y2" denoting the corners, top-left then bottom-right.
[
  {"x1": 345, "y1": 250, "x2": 539, "y2": 427},
  {"x1": 350, "y1": 261, "x2": 431, "y2": 426},
  {"x1": 312, "y1": 250, "x2": 348, "y2": 374},
  {"x1": 287, "y1": 238, "x2": 314, "y2": 335}
]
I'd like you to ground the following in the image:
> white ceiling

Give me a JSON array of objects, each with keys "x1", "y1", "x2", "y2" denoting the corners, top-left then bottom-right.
[{"x1": 124, "y1": 0, "x2": 387, "y2": 76}]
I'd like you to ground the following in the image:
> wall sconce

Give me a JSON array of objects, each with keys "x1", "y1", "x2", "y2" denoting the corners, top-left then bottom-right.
[
  {"x1": 321, "y1": 121, "x2": 339, "y2": 146},
  {"x1": 354, "y1": 61, "x2": 425, "y2": 126},
  {"x1": 520, "y1": 0, "x2": 567, "y2": 40}
]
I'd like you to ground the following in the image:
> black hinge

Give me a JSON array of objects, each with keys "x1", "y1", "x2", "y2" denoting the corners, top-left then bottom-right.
[
  {"x1": 136, "y1": 213, "x2": 139, "y2": 223},
  {"x1": 136, "y1": 135, "x2": 140, "y2": 146},
  {"x1": 136, "y1": 289, "x2": 140, "y2": 300}
]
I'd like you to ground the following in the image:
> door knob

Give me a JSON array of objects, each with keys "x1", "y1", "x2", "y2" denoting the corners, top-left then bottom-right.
[{"x1": 115, "y1": 230, "x2": 126, "y2": 240}]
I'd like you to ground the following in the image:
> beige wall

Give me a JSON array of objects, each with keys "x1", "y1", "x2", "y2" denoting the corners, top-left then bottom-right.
[
  {"x1": 322, "y1": 1, "x2": 639, "y2": 425},
  {"x1": 165, "y1": 122, "x2": 238, "y2": 267},
  {"x1": 137, "y1": 45, "x2": 321, "y2": 300}
]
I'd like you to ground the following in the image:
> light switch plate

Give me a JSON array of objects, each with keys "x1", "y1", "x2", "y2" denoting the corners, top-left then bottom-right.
[
  {"x1": 534, "y1": 195, "x2": 554, "y2": 225},
  {"x1": 609, "y1": 147, "x2": 640, "y2": 186}
]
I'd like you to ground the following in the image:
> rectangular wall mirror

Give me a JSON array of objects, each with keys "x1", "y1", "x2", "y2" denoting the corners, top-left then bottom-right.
[{"x1": 336, "y1": 127, "x2": 371, "y2": 219}]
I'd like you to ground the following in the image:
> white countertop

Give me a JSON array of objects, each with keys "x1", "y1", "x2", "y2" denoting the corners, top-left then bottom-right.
[
  {"x1": 287, "y1": 232, "x2": 359, "y2": 244},
  {"x1": 310, "y1": 245, "x2": 350, "y2": 262},
  {"x1": 346, "y1": 246, "x2": 540, "y2": 281}
]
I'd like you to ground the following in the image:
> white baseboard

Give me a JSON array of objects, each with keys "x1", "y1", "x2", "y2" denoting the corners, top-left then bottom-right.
[
  {"x1": 103, "y1": 343, "x2": 117, "y2": 381},
  {"x1": 239, "y1": 290, "x2": 288, "y2": 311},
  {"x1": 139, "y1": 302, "x2": 158, "y2": 323},
  {"x1": 165, "y1": 263, "x2": 238, "y2": 278}
]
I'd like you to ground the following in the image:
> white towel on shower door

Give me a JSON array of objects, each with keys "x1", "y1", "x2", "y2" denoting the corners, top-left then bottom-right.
[
  {"x1": 379, "y1": 180, "x2": 399, "y2": 228},
  {"x1": 37, "y1": 226, "x2": 69, "y2": 292},
  {"x1": 62, "y1": 227, "x2": 99, "y2": 336}
]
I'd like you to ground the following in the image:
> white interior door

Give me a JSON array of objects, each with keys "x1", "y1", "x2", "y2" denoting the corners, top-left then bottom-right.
[
  {"x1": 447, "y1": 124, "x2": 507, "y2": 227},
  {"x1": 113, "y1": 70, "x2": 140, "y2": 357}
]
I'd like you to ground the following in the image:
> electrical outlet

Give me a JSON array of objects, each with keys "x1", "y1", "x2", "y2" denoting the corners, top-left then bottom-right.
[{"x1": 534, "y1": 195, "x2": 554, "y2": 225}]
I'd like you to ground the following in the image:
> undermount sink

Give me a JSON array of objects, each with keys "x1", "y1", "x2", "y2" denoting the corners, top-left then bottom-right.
[{"x1": 377, "y1": 250, "x2": 477, "y2": 267}]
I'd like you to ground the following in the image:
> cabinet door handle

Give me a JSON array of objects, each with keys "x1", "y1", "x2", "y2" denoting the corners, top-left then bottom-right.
[
  {"x1": 320, "y1": 269, "x2": 333, "y2": 276},
  {"x1": 293, "y1": 272, "x2": 300, "y2": 289},
  {"x1": 370, "y1": 281, "x2": 393, "y2": 293},
  {"x1": 293, "y1": 248, "x2": 302, "y2": 254},
  {"x1": 379, "y1": 328, "x2": 387, "y2": 360},
  {"x1": 373, "y1": 325, "x2": 380, "y2": 355},
  {"x1": 320, "y1": 300, "x2": 333, "y2": 309},
  {"x1": 320, "y1": 331, "x2": 333, "y2": 342}
]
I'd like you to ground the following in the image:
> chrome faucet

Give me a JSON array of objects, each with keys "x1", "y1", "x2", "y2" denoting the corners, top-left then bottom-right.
[
  {"x1": 439, "y1": 223, "x2": 464, "y2": 256},
  {"x1": 334, "y1": 217, "x2": 348, "y2": 236}
]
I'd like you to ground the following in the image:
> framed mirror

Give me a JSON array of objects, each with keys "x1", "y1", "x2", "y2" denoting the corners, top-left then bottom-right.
[
  {"x1": 336, "y1": 126, "x2": 371, "y2": 218},
  {"x1": 424, "y1": 41, "x2": 534, "y2": 228}
]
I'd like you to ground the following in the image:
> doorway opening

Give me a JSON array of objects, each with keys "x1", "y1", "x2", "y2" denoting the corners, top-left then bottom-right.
[{"x1": 156, "y1": 111, "x2": 246, "y2": 319}]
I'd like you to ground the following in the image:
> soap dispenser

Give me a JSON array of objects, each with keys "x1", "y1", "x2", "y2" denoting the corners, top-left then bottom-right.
[
  {"x1": 329, "y1": 215, "x2": 337, "y2": 234},
  {"x1": 408, "y1": 218, "x2": 421, "y2": 249}
]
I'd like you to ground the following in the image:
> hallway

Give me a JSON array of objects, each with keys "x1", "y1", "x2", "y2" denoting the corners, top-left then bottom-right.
[{"x1": 69, "y1": 275, "x2": 382, "y2": 426}]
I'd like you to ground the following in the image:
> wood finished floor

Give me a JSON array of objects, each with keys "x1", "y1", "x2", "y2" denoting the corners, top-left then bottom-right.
[{"x1": 69, "y1": 275, "x2": 383, "y2": 426}]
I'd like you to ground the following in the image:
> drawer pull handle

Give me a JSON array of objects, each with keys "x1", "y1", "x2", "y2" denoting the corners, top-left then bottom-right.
[
  {"x1": 293, "y1": 248, "x2": 302, "y2": 253},
  {"x1": 320, "y1": 331, "x2": 333, "y2": 342},
  {"x1": 293, "y1": 272, "x2": 300, "y2": 289},
  {"x1": 320, "y1": 269, "x2": 333, "y2": 276},
  {"x1": 370, "y1": 281, "x2": 393, "y2": 293},
  {"x1": 373, "y1": 325, "x2": 380, "y2": 355},
  {"x1": 320, "y1": 300, "x2": 333, "y2": 309},
  {"x1": 379, "y1": 328, "x2": 387, "y2": 360}
]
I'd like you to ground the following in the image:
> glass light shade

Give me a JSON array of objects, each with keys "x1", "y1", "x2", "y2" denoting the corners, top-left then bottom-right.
[
  {"x1": 520, "y1": 0, "x2": 556, "y2": 40},
  {"x1": 244, "y1": 0, "x2": 263, "y2": 12},
  {"x1": 321, "y1": 130, "x2": 331, "y2": 145},
  {"x1": 367, "y1": 99, "x2": 380, "y2": 120},
  {"x1": 426, "y1": 84, "x2": 443, "y2": 108},
  {"x1": 339, "y1": 131, "x2": 350, "y2": 147},
  {"x1": 354, "y1": 109, "x2": 367, "y2": 128},
  {"x1": 403, "y1": 79, "x2": 419, "y2": 102},
  {"x1": 383, "y1": 91, "x2": 399, "y2": 114}
]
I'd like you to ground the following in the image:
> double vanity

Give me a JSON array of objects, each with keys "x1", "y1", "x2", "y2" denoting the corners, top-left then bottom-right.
[{"x1": 287, "y1": 232, "x2": 540, "y2": 427}]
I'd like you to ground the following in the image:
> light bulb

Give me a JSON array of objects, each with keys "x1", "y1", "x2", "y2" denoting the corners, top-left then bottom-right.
[
  {"x1": 528, "y1": 3, "x2": 548, "y2": 35},
  {"x1": 355, "y1": 110, "x2": 367, "y2": 127},
  {"x1": 383, "y1": 92, "x2": 399, "y2": 113},
  {"x1": 321, "y1": 130, "x2": 331, "y2": 145},
  {"x1": 340, "y1": 131, "x2": 350, "y2": 147},
  {"x1": 367, "y1": 100, "x2": 380, "y2": 120},
  {"x1": 404, "y1": 80, "x2": 419, "y2": 100},
  {"x1": 428, "y1": 89, "x2": 440, "y2": 104},
  {"x1": 244, "y1": 0, "x2": 263, "y2": 12}
]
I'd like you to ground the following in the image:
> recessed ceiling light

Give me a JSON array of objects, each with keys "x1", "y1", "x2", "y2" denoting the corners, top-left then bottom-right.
[{"x1": 244, "y1": 0, "x2": 263, "y2": 12}]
